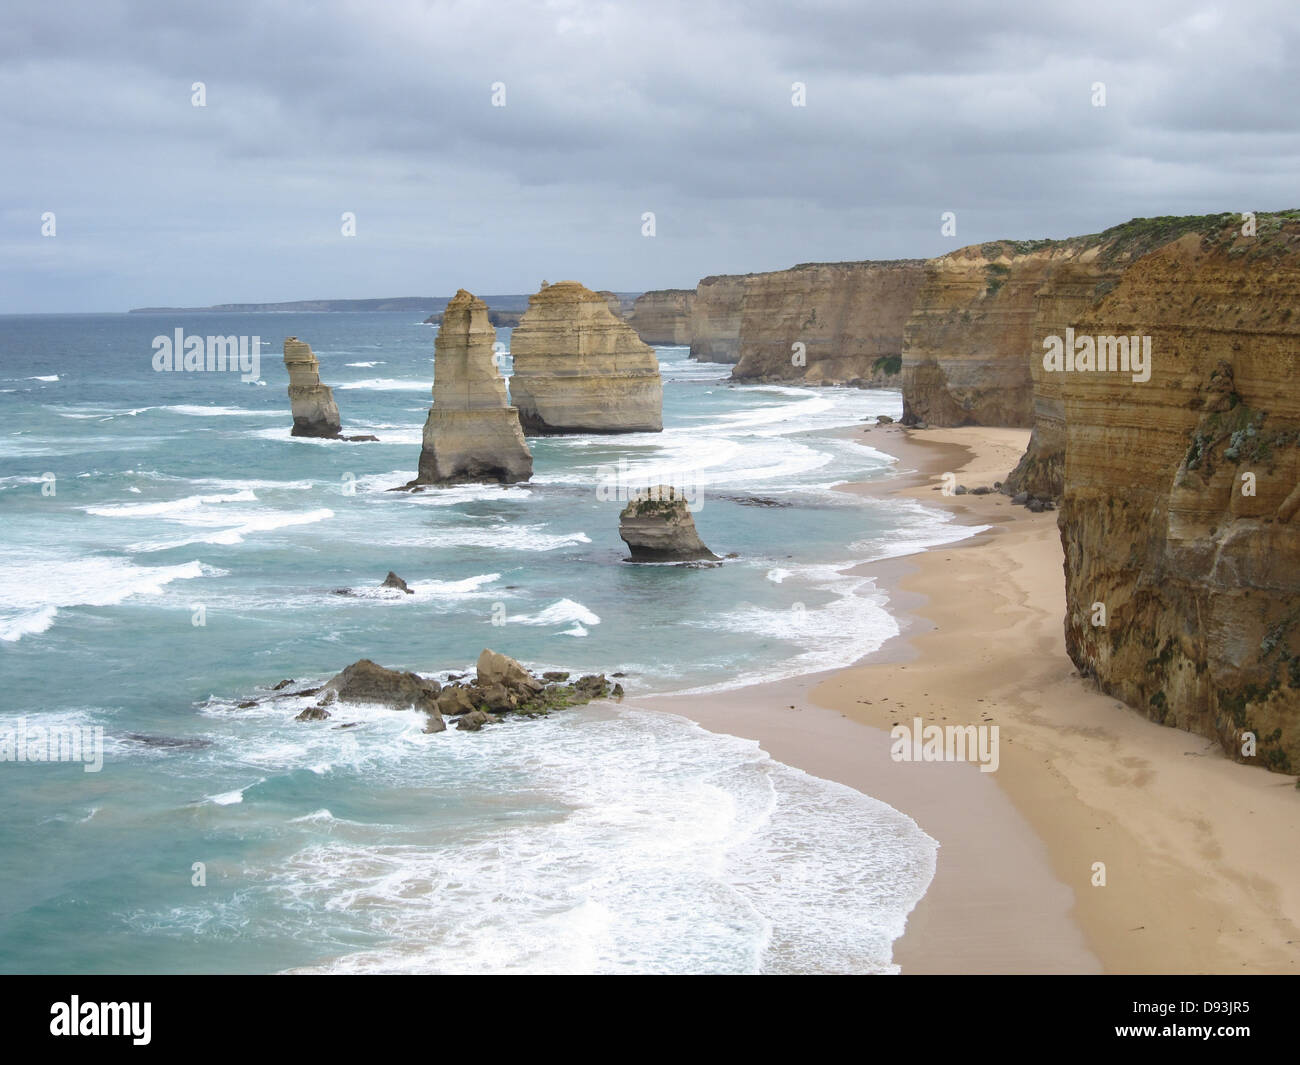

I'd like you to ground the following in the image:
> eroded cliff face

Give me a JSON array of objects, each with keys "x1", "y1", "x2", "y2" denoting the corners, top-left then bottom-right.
[
  {"x1": 410, "y1": 289, "x2": 532, "y2": 485},
  {"x1": 509, "y1": 281, "x2": 663, "y2": 434},
  {"x1": 627, "y1": 289, "x2": 695, "y2": 346},
  {"x1": 900, "y1": 242, "x2": 1093, "y2": 427},
  {"x1": 283, "y1": 337, "x2": 341, "y2": 438},
  {"x1": 1053, "y1": 219, "x2": 1300, "y2": 772},
  {"x1": 729, "y1": 261, "x2": 927, "y2": 384},
  {"x1": 689, "y1": 274, "x2": 747, "y2": 363}
]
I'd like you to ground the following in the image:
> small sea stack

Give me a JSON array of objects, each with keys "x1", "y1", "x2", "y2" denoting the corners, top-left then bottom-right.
[
  {"x1": 408, "y1": 289, "x2": 533, "y2": 486},
  {"x1": 618, "y1": 485, "x2": 718, "y2": 562},
  {"x1": 283, "y1": 337, "x2": 342, "y2": 437}
]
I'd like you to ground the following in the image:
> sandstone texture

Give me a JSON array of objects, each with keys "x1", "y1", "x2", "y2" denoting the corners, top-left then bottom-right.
[
  {"x1": 284, "y1": 337, "x2": 342, "y2": 437},
  {"x1": 731, "y1": 260, "x2": 927, "y2": 384},
  {"x1": 509, "y1": 281, "x2": 663, "y2": 434},
  {"x1": 1047, "y1": 214, "x2": 1300, "y2": 774},
  {"x1": 627, "y1": 289, "x2": 695, "y2": 345},
  {"x1": 618, "y1": 485, "x2": 718, "y2": 562},
  {"x1": 411, "y1": 289, "x2": 533, "y2": 485},
  {"x1": 689, "y1": 274, "x2": 747, "y2": 363}
]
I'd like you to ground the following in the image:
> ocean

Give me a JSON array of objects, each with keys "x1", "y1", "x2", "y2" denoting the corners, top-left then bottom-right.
[{"x1": 0, "y1": 312, "x2": 977, "y2": 973}]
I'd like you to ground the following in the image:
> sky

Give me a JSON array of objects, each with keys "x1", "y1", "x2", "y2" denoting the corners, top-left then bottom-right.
[{"x1": 3, "y1": 0, "x2": 1297, "y2": 312}]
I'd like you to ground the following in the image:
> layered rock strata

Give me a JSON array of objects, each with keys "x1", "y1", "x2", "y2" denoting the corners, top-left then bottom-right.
[
  {"x1": 731, "y1": 260, "x2": 926, "y2": 384},
  {"x1": 628, "y1": 289, "x2": 695, "y2": 345},
  {"x1": 509, "y1": 281, "x2": 663, "y2": 434},
  {"x1": 284, "y1": 337, "x2": 342, "y2": 437},
  {"x1": 410, "y1": 289, "x2": 533, "y2": 485},
  {"x1": 689, "y1": 274, "x2": 748, "y2": 362},
  {"x1": 1050, "y1": 216, "x2": 1300, "y2": 773},
  {"x1": 618, "y1": 486, "x2": 718, "y2": 562}
]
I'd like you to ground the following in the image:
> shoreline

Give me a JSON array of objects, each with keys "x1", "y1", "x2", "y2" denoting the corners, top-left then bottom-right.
[{"x1": 633, "y1": 421, "x2": 1300, "y2": 974}]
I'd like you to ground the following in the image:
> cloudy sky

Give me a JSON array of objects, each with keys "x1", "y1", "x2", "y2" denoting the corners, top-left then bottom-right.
[{"x1": 3, "y1": 0, "x2": 1297, "y2": 312}]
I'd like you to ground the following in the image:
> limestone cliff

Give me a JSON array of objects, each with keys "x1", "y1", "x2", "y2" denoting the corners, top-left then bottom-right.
[
  {"x1": 689, "y1": 274, "x2": 747, "y2": 363},
  {"x1": 730, "y1": 261, "x2": 927, "y2": 384},
  {"x1": 410, "y1": 290, "x2": 532, "y2": 485},
  {"x1": 283, "y1": 337, "x2": 342, "y2": 437},
  {"x1": 509, "y1": 281, "x2": 663, "y2": 434},
  {"x1": 628, "y1": 289, "x2": 695, "y2": 346},
  {"x1": 1049, "y1": 214, "x2": 1300, "y2": 773},
  {"x1": 900, "y1": 242, "x2": 1094, "y2": 427}
]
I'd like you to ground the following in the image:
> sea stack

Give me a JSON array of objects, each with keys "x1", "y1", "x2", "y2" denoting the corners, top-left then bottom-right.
[
  {"x1": 284, "y1": 337, "x2": 342, "y2": 437},
  {"x1": 618, "y1": 486, "x2": 718, "y2": 562},
  {"x1": 509, "y1": 281, "x2": 663, "y2": 434},
  {"x1": 410, "y1": 289, "x2": 533, "y2": 485}
]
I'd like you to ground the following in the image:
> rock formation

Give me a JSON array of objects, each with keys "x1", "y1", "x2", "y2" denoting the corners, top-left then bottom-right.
[
  {"x1": 284, "y1": 337, "x2": 342, "y2": 437},
  {"x1": 318, "y1": 658, "x2": 446, "y2": 732},
  {"x1": 730, "y1": 261, "x2": 927, "y2": 384},
  {"x1": 409, "y1": 289, "x2": 533, "y2": 485},
  {"x1": 628, "y1": 289, "x2": 695, "y2": 345},
  {"x1": 1046, "y1": 214, "x2": 1300, "y2": 774},
  {"x1": 689, "y1": 274, "x2": 748, "y2": 363},
  {"x1": 508, "y1": 281, "x2": 663, "y2": 434},
  {"x1": 618, "y1": 486, "x2": 719, "y2": 562}
]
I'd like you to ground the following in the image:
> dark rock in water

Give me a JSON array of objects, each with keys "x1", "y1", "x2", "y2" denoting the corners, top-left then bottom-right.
[
  {"x1": 237, "y1": 700, "x2": 258, "y2": 709},
  {"x1": 456, "y1": 709, "x2": 501, "y2": 732},
  {"x1": 971, "y1": 486, "x2": 992, "y2": 495},
  {"x1": 436, "y1": 685, "x2": 478, "y2": 716},
  {"x1": 332, "y1": 588, "x2": 354, "y2": 597},
  {"x1": 423, "y1": 713, "x2": 448, "y2": 734},
  {"x1": 382, "y1": 571, "x2": 414, "y2": 595},
  {"x1": 611, "y1": 683, "x2": 625, "y2": 700},
  {"x1": 719, "y1": 495, "x2": 789, "y2": 509},
  {"x1": 611, "y1": 672, "x2": 626, "y2": 678},
  {"x1": 285, "y1": 686, "x2": 322, "y2": 699},
  {"x1": 342, "y1": 434, "x2": 380, "y2": 442},
  {"x1": 271, "y1": 679, "x2": 295, "y2": 691},
  {"x1": 1011, "y1": 492, "x2": 1030, "y2": 506},
  {"x1": 318, "y1": 690, "x2": 337, "y2": 706},
  {"x1": 295, "y1": 706, "x2": 332, "y2": 722},
  {"x1": 321, "y1": 659, "x2": 445, "y2": 733},
  {"x1": 619, "y1": 486, "x2": 719, "y2": 562},
  {"x1": 125, "y1": 732, "x2": 214, "y2": 749},
  {"x1": 542, "y1": 671, "x2": 570, "y2": 683},
  {"x1": 333, "y1": 722, "x2": 360, "y2": 730},
  {"x1": 876, "y1": 414, "x2": 895, "y2": 425},
  {"x1": 574, "y1": 674, "x2": 609, "y2": 699}
]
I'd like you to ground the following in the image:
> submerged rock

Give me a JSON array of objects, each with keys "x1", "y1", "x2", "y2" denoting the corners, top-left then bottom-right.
[
  {"x1": 283, "y1": 337, "x2": 342, "y2": 438},
  {"x1": 408, "y1": 289, "x2": 533, "y2": 486},
  {"x1": 618, "y1": 485, "x2": 719, "y2": 562},
  {"x1": 509, "y1": 281, "x2": 663, "y2": 434}
]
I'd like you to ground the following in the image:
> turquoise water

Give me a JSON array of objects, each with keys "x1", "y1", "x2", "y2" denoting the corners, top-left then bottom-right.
[{"x1": 0, "y1": 312, "x2": 971, "y2": 973}]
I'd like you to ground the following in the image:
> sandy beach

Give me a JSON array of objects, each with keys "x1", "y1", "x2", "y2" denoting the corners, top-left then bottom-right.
[{"x1": 637, "y1": 423, "x2": 1300, "y2": 974}]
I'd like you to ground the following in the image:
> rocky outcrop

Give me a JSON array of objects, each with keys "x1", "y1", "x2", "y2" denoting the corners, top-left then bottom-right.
[
  {"x1": 731, "y1": 261, "x2": 927, "y2": 384},
  {"x1": 409, "y1": 289, "x2": 533, "y2": 485},
  {"x1": 284, "y1": 337, "x2": 342, "y2": 437},
  {"x1": 508, "y1": 281, "x2": 663, "y2": 434},
  {"x1": 627, "y1": 289, "x2": 695, "y2": 345},
  {"x1": 1050, "y1": 214, "x2": 1300, "y2": 774},
  {"x1": 689, "y1": 274, "x2": 747, "y2": 362},
  {"x1": 618, "y1": 486, "x2": 718, "y2": 562},
  {"x1": 318, "y1": 658, "x2": 446, "y2": 732},
  {"x1": 382, "y1": 571, "x2": 413, "y2": 594}
]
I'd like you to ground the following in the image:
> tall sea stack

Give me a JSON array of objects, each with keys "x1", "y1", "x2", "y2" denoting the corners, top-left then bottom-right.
[
  {"x1": 509, "y1": 281, "x2": 663, "y2": 434},
  {"x1": 284, "y1": 337, "x2": 342, "y2": 437},
  {"x1": 410, "y1": 289, "x2": 533, "y2": 485}
]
